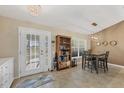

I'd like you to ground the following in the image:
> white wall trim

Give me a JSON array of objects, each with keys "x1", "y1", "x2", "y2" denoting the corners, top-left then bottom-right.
[{"x1": 108, "y1": 63, "x2": 124, "y2": 68}]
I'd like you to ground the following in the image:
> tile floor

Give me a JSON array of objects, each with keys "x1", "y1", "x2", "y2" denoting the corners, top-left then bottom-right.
[{"x1": 11, "y1": 64, "x2": 124, "y2": 88}]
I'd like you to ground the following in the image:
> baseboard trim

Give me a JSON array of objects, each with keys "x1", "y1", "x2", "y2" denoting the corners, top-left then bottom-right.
[
  {"x1": 14, "y1": 76, "x2": 19, "y2": 80},
  {"x1": 108, "y1": 63, "x2": 124, "y2": 68}
]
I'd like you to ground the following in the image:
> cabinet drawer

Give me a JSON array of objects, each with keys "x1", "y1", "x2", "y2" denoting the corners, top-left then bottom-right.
[{"x1": 0, "y1": 57, "x2": 14, "y2": 88}]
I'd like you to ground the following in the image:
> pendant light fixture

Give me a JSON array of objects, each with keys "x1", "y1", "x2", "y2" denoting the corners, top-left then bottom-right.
[
  {"x1": 90, "y1": 22, "x2": 98, "y2": 40},
  {"x1": 90, "y1": 32, "x2": 98, "y2": 40},
  {"x1": 27, "y1": 5, "x2": 41, "y2": 16}
]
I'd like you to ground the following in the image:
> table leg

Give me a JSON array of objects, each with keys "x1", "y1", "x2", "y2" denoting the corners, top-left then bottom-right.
[
  {"x1": 82, "y1": 58, "x2": 84, "y2": 69},
  {"x1": 92, "y1": 56, "x2": 98, "y2": 74},
  {"x1": 95, "y1": 57, "x2": 99, "y2": 74}
]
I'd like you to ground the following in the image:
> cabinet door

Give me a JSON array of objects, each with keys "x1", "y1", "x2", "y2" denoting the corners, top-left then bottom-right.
[
  {"x1": 9, "y1": 59, "x2": 14, "y2": 82},
  {"x1": 2, "y1": 63, "x2": 9, "y2": 88},
  {"x1": 0, "y1": 59, "x2": 14, "y2": 88},
  {"x1": 0, "y1": 67, "x2": 3, "y2": 87}
]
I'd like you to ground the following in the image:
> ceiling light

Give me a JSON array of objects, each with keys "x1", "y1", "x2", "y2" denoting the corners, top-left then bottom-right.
[
  {"x1": 90, "y1": 35, "x2": 98, "y2": 40},
  {"x1": 90, "y1": 32, "x2": 98, "y2": 40},
  {"x1": 27, "y1": 5, "x2": 41, "y2": 16}
]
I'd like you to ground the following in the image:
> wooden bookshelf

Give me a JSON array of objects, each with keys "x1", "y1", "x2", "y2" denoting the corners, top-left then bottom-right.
[{"x1": 56, "y1": 35, "x2": 71, "y2": 70}]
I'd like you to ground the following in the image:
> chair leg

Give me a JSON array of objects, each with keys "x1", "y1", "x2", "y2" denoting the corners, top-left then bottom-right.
[
  {"x1": 106, "y1": 61, "x2": 108, "y2": 71},
  {"x1": 91, "y1": 63, "x2": 93, "y2": 73},
  {"x1": 83, "y1": 61, "x2": 86, "y2": 70},
  {"x1": 88, "y1": 61, "x2": 90, "y2": 68},
  {"x1": 82, "y1": 60, "x2": 84, "y2": 69},
  {"x1": 94, "y1": 61, "x2": 98, "y2": 74},
  {"x1": 98, "y1": 61, "x2": 100, "y2": 68},
  {"x1": 100, "y1": 62, "x2": 102, "y2": 68},
  {"x1": 103, "y1": 62, "x2": 106, "y2": 73}
]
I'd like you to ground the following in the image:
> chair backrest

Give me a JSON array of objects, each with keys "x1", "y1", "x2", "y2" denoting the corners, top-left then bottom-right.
[
  {"x1": 84, "y1": 51, "x2": 93, "y2": 61},
  {"x1": 82, "y1": 51, "x2": 90, "y2": 61},
  {"x1": 105, "y1": 51, "x2": 109, "y2": 61}
]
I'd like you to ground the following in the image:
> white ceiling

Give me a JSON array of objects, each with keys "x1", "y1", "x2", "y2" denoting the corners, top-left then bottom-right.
[{"x1": 0, "y1": 5, "x2": 124, "y2": 34}]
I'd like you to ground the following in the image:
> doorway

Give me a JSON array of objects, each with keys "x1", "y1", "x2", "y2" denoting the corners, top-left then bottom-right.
[{"x1": 18, "y1": 27, "x2": 52, "y2": 77}]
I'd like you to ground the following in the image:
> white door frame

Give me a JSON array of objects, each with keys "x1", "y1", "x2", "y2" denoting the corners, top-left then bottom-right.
[{"x1": 18, "y1": 27, "x2": 52, "y2": 78}]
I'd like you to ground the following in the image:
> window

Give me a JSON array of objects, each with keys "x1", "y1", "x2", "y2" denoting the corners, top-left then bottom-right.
[
  {"x1": 79, "y1": 40, "x2": 85, "y2": 56},
  {"x1": 71, "y1": 38, "x2": 87, "y2": 58},
  {"x1": 72, "y1": 39, "x2": 78, "y2": 57}
]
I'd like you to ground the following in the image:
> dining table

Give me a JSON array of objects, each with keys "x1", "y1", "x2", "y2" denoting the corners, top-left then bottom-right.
[{"x1": 82, "y1": 52, "x2": 104, "y2": 74}]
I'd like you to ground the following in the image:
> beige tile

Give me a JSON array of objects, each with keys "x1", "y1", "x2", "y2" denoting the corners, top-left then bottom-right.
[{"x1": 11, "y1": 64, "x2": 124, "y2": 88}]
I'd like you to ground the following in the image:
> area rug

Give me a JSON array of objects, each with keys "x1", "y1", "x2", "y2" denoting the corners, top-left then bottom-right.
[{"x1": 16, "y1": 75, "x2": 54, "y2": 88}]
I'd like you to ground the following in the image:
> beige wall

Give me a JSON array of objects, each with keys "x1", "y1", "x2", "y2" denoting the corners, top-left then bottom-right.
[
  {"x1": 91, "y1": 21, "x2": 124, "y2": 66},
  {"x1": 0, "y1": 16, "x2": 89, "y2": 78}
]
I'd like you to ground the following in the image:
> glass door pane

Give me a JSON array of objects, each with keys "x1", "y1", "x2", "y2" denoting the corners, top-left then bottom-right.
[
  {"x1": 26, "y1": 34, "x2": 30, "y2": 65},
  {"x1": 25, "y1": 34, "x2": 40, "y2": 71},
  {"x1": 35, "y1": 35, "x2": 40, "y2": 68},
  {"x1": 45, "y1": 36, "x2": 48, "y2": 65}
]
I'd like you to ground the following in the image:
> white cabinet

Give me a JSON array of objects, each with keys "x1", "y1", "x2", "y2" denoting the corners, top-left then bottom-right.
[{"x1": 0, "y1": 58, "x2": 14, "y2": 88}]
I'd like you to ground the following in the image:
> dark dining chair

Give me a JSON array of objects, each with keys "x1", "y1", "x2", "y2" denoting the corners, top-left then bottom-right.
[
  {"x1": 82, "y1": 51, "x2": 88, "y2": 69},
  {"x1": 83, "y1": 54, "x2": 91, "y2": 71},
  {"x1": 82, "y1": 51, "x2": 91, "y2": 69},
  {"x1": 98, "y1": 51, "x2": 109, "y2": 72},
  {"x1": 83, "y1": 53, "x2": 98, "y2": 73}
]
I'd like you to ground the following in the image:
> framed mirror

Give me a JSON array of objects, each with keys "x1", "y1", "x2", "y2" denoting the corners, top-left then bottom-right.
[
  {"x1": 110, "y1": 40, "x2": 117, "y2": 46},
  {"x1": 102, "y1": 41, "x2": 108, "y2": 46},
  {"x1": 96, "y1": 42, "x2": 101, "y2": 46}
]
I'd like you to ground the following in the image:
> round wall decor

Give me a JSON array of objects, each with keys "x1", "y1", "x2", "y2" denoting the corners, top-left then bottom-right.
[
  {"x1": 96, "y1": 42, "x2": 101, "y2": 46},
  {"x1": 102, "y1": 41, "x2": 108, "y2": 46},
  {"x1": 110, "y1": 40, "x2": 117, "y2": 46}
]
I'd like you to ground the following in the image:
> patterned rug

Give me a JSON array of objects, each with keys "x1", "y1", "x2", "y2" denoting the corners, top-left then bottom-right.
[{"x1": 16, "y1": 75, "x2": 54, "y2": 88}]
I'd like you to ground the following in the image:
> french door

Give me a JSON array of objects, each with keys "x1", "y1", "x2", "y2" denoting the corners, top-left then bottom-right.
[{"x1": 19, "y1": 27, "x2": 51, "y2": 77}]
